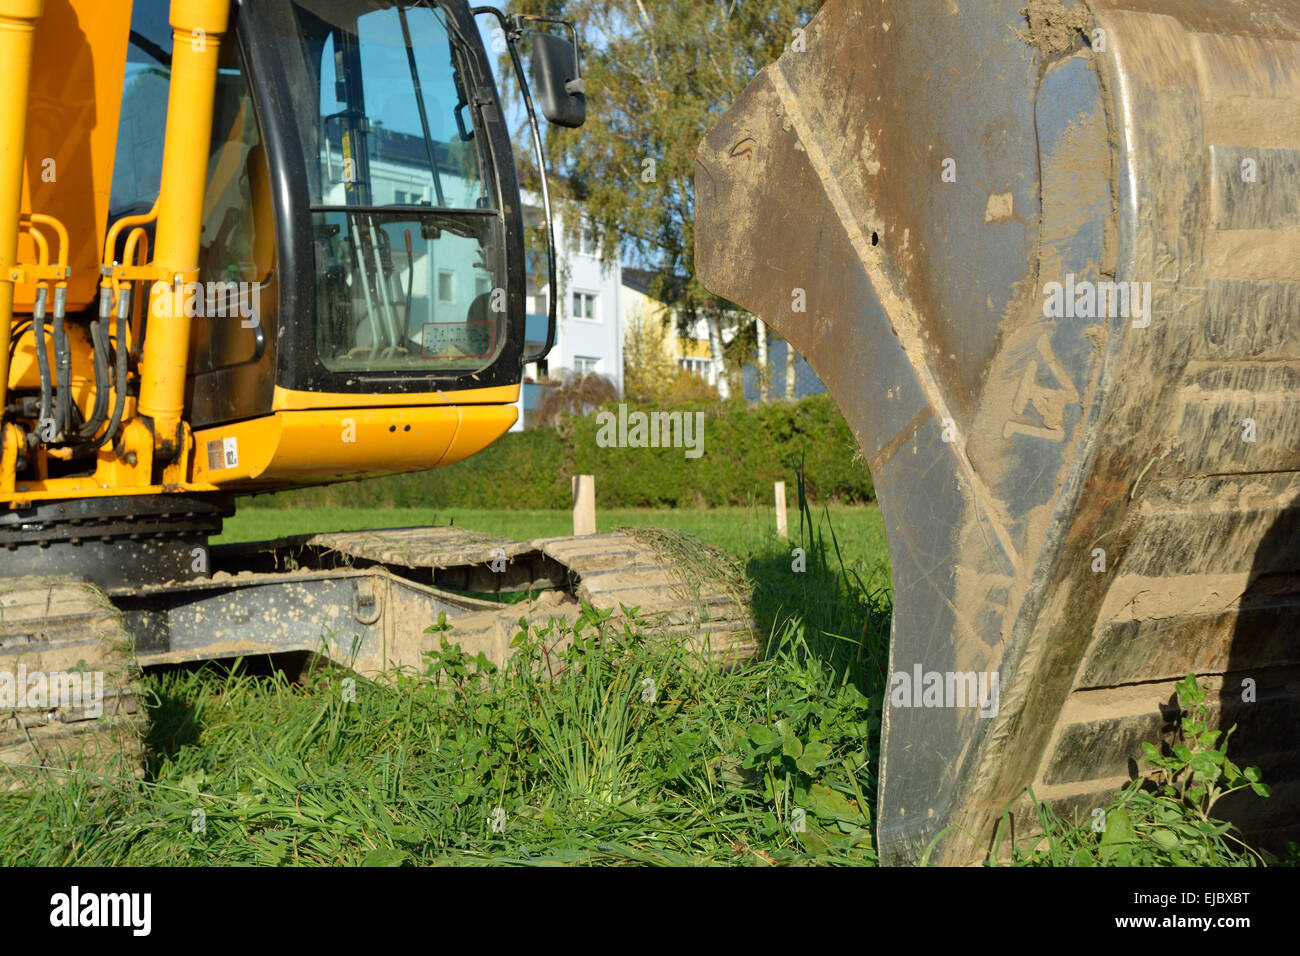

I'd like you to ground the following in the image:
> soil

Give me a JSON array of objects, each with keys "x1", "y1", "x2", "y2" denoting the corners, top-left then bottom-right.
[{"x1": 1021, "y1": 0, "x2": 1094, "y2": 55}]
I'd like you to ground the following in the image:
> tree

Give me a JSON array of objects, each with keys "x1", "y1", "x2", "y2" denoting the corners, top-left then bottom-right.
[
  {"x1": 624, "y1": 304, "x2": 721, "y2": 404},
  {"x1": 534, "y1": 369, "x2": 619, "y2": 428},
  {"x1": 505, "y1": 0, "x2": 826, "y2": 398},
  {"x1": 623, "y1": 305, "x2": 677, "y2": 402}
]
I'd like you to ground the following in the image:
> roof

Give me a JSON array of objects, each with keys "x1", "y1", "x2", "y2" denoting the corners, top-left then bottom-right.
[{"x1": 622, "y1": 267, "x2": 689, "y2": 304}]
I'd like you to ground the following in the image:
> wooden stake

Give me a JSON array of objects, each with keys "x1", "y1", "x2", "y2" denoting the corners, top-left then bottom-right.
[
  {"x1": 572, "y1": 474, "x2": 596, "y2": 536},
  {"x1": 775, "y1": 480, "x2": 788, "y2": 539}
]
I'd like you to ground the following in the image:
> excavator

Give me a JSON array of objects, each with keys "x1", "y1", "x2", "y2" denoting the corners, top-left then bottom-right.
[
  {"x1": 696, "y1": 0, "x2": 1300, "y2": 863},
  {"x1": 0, "y1": 0, "x2": 755, "y2": 799},
  {"x1": 5, "y1": 0, "x2": 1297, "y2": 868}
]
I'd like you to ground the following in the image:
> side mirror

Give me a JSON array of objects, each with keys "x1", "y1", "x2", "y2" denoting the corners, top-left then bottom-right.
[{"x1": 531, "y1": 33, "x2": 586, "y2": 128}]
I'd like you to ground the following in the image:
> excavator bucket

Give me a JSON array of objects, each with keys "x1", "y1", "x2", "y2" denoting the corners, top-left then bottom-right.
[{"x1": 696, "y1": 0, "x2": 1300, "y2": 863}]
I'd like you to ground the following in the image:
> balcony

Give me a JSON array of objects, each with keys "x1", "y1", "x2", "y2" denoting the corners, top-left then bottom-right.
[
  {"x1": 520, "y1": 380, "x2": 558, "y2": 429},
  {"x1": 524, "y1": 312, "x2": 549, "y2": 348},
  {"x1": 522, "y1": 381, "x2": 551, "y2": 411}
]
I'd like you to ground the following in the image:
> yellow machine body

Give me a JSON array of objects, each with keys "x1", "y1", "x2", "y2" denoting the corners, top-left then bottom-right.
[{"x1": 0, "y1": 0, "x2": 522, "y2": 507}]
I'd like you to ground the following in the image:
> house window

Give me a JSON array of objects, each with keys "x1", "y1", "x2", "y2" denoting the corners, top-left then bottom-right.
[
  {"x1": 576, "y1": 220, "x2": 597, "y2": 257},
  {"x1": 574, "y1": 355, "x2": 600, "y2": 375},
  {"x1": 438, "y1": 270, "x2": 456, "y2": 304},
  {"x1": 476, "y1": 276, "x2": 492, "y2": 299},
  {"x1": 572, "y1": 291, "x2": 598, "y2": 321}
]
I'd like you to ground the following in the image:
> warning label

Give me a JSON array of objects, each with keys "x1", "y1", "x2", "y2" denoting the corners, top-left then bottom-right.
[{"x1": 421, "y1": 321, "x2": 495, "y2": 359}]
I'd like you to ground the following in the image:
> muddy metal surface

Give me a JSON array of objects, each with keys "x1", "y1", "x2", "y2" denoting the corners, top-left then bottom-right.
[
  {"x1": 118, "y1": 527, "x2": 758, "y2": 674},
  {"x1": 697, "y1": 0, "x2": 1300, "y2": 863},
  {"x1": 0, "y1": 580, "x2": 145, "y2": 790}
]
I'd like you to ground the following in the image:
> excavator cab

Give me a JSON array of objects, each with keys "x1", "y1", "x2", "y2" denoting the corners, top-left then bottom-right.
[
  {"x1": 0, "y1": 0, "x2": 584, "y2": 584},
  {"x1": 244, "y1": 0, "x2": 521, "y2": 391},
  {"x1": 113, "y1": 0, "x2": 536, "y2": 420}
]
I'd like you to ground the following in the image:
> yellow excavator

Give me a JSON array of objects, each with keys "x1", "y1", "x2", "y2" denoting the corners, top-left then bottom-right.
[
  {"x1": 0, "y1": 0, "x2": 578, "y2": 574},
  {"x1": 0, "y1": 0, "x2": 755, "y2": 799},
  {"x1": 696, "y1": 0, "x2": 1300, "y2": 863}
]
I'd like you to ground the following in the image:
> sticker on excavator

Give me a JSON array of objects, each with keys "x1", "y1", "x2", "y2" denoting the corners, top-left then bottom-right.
[
  {"x1": 206, "y1": 437, "x2": 238, "y2": 471},
  {"x1": 421, "y1": 321, "x2": 495, "y2": 359}
]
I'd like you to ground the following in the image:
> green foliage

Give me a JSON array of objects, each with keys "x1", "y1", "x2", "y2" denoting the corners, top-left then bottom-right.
[
  {"x1": 0, "y1": 488, "x2": 890, "y2": 867},
  {"x1": 508, "y1": 0, "x2": 826, "y2": 321},
  {"x1": 622, "y1": 308, "x2": 681, "y2": 402},
  {"x1": 0, "y1": 597, "x2": 879, "y2": 866},
  {"x1": 663, "y1": 368, "x2": 721, "y2": 404},
  {"x1": 986, "y1": 675, "x2": 1276, "y2": 867},
  {"x1": 568, "y1": 396, "x2": 867, "y2": 507},
  {"x1": 250, "y1": 393, "x2": 872, "y2": 511},
  {"x1": 1140, "y1": 674, "x2": 1271, "y2": 811}
]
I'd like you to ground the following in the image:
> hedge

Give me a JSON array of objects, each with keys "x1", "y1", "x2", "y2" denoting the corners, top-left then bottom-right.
[{"x1": 251, "y1": 393, "x2": 873, "y2": 510}]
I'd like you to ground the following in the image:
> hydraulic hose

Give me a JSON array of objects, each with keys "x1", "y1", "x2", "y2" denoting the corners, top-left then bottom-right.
[
  {"x1": 51, "y1": 284, "x2": 70, "y2": 436},
  {"x1": 31, "y1": 285, "x2": 51, "y2": 441},
  {"x1": 90, "y1": 285, "x2": 132, "y2": 449},
  {"x1": 78, "y1": 287, "x2": 113, "y2": 439}
]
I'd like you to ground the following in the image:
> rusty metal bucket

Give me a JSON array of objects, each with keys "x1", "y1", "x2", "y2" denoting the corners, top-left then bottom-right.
[{"x1": 697, "y1": 0, "x2": 1300, "y2": 864}]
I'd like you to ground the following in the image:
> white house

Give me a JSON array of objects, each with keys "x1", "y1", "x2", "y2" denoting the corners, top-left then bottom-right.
[{"x1": 514, "y1": 192, "x2": 624, "y2": 430}]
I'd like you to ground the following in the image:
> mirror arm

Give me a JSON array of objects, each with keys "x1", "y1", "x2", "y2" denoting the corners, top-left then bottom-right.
[{"x1": 473, "y1": 5, "x2": 558, "y2": 366}]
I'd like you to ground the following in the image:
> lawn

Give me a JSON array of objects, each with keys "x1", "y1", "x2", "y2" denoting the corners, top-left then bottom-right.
[
  {"x1": 215, "y1": 503, "x2": 891, "y2": 594},
  {"x1": 6, "y1": 499, "x2": 895, "y2": 865}
]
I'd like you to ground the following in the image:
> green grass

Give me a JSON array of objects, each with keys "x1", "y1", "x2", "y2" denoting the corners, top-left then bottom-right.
[
  {"x1": 216, "y1": 504, "x2": 890, "y2": 594},
  {"x1": 4, "y1": 499, "x2": 888, "y2": 866}
]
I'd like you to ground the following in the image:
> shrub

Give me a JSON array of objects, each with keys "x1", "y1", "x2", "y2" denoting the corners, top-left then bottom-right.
[{"x1": 253, "y1": 393, "x2": 872, "y2": 510}]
